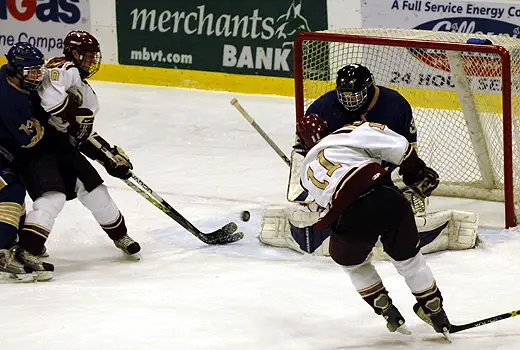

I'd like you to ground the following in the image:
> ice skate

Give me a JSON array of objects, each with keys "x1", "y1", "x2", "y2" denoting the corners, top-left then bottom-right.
[
  {"x1": 16, "y1": 248, "x2": 54, "y2": 281},
  {"x1": 381, "y1": 303, "x2": 411, "y2": 335},
  {"x1": 372, "y1": 293, "x2": 411, "y2": 335},
  {"x1": 0, "y1": 247, "x2": 35, "y2": 282},
  {"x1": 114, "y1": 234, "x2": 141, "y2": 258},
  {"x1": 38, "y1": 245, "x2": 49, "y2": 258},
  {"x1": 414, "y1": 303, "x2": 451, "y2": 341}
]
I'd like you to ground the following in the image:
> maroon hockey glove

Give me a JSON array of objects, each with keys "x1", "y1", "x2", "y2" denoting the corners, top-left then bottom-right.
[{"x1": 403, "y1": 166, "x2": 439, "y2": 198}]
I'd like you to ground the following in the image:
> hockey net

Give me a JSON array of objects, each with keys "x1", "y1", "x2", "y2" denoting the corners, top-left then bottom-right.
[{"x1": 294, "y1": 28, "x2": 520, "y2": 228}]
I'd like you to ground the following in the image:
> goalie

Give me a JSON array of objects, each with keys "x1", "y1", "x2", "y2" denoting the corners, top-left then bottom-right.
[{"x1": 260, "y1": 63, "x2": 478, "y2": 256}]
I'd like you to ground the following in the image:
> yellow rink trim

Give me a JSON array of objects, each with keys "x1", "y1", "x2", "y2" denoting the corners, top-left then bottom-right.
[
  {"x1": 94, "y1": 63, "x2": 297, "y2": 97},
  {"x1": 2, "y1": 56, "x2": 516, "y2": 114},
  {"x1": 303, "y1": 80, "x2": 514, "y2": 114}
]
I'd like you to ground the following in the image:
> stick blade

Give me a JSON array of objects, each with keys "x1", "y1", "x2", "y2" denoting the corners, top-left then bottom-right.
[{"x1": 202, "y1": 222, "x2": 244, "y2": 245}]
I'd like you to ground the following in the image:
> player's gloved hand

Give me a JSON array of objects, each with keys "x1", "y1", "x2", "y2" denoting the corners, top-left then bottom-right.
[
  {"x1": 402, "y1": 166, "x2": 439, "y2": 198},
  {"x1": 67, "y1": 108, "x2": 95, "y2": 144},
  {"x1": 104, "y1": 146, "x2": 133, "y2": 180},
  {"x1": 293, "y1": 137, "x2": 307, "y2": 156}
]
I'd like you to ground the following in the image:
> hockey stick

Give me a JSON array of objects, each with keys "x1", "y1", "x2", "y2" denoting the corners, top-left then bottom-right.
[
  {"x1": 87, "y1": 137, "x2": 244, "y2": 245},
  {"x1": 229, "y1": 99, "x2": 312, "y2": 202},
  {"x1": 231, "y1": 98, "x2": 291, "y2": 166},
  {"x1": 450, "y1": 309, "x2": 520, "y2": 333}
]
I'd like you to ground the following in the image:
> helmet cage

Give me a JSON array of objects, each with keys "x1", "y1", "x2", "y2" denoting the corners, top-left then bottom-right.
[
  {"x1": 19, "y1": 64, "x2": 45, "y2": 90},
  {"x1": 336, "y1": 79, "x2": 373, "y2": 112},
  {"x1": 73, "y1": 50, "x2": 101, "y2": 79}
]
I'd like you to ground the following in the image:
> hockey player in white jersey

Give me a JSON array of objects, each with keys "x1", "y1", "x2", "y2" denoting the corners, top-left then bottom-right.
[
  {"x1": 297, "y1": 115, "x2": 451, "y2": 338},
  {"x1": 15, "y1": 31, "x2": 139, "y2": 277}
]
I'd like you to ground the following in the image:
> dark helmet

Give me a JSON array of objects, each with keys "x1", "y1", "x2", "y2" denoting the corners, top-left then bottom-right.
[
  {"x1": 5, "y1": 42, "x2": 45, "y2": 90},
  {"x1": 297, "y1": 114, "x2": 329, "y2": 151},
  {"x1": 336, "y1": 64, "x2": 375, "y2": 113},
  {"x1": 63, "y1": 30, "x2": 101, "y2": 79}
]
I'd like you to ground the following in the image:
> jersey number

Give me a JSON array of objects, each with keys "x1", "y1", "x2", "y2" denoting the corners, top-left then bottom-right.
[
  {"x1": 19, "y1": 119, "x2": 36, "y2": 136},
  {"x1": 307, "y1": 149, "x2": 342, "y2": 190}
]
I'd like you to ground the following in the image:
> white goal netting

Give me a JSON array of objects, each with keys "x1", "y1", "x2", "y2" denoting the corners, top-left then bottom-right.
[{"x1": 295, "y1": 28, "x2": 520, "y2": 227}]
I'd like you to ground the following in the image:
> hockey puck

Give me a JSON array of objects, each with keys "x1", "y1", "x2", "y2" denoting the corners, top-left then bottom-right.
[{"x1": 240, "y1": 211, "x2": 251, "y2": 222}]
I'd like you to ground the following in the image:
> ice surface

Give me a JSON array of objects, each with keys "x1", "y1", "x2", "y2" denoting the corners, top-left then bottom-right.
[{"x1": 1, "y1": 82, "x2": 519, "y2": 349}]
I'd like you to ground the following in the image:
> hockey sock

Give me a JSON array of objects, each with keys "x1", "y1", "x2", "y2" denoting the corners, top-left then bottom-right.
[
  {"x1": 100, "y1": 212, "x2": 127, "y2": 240},
  {"x1": 413, "y1": 281, "x2": 444, "y2": 314}
]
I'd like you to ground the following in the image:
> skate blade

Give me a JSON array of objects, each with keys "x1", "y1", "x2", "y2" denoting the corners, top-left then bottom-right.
[
  {"x1": 1, "y1": 271, "x2": 35, "y2": 283},
  {"x1": 395, "y1": 324, "x2": 412, "y2": 335},
  {"x1": 442, "y1": 329, "x2": 451, "y2": 342},
  {"x1": 33, "y1": 270, "x2": 53, "y2": 282},
  {"x1": 121, "y1": 251, "x2": 141, "y2": 261}
]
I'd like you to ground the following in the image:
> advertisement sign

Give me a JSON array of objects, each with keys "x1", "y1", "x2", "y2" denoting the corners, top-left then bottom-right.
[
  {"x1": 362, "y1": 0, "x2": 520, "y2": 35},
  {"x1": 116, "y1": 0, "x2": 328, "y2": 77},
  {"x1": 361, "y1": 0, "x2": 520, "y2": 91},
  {"x1": 0, "y1": 0, "x2": 91, "y2": 57}
]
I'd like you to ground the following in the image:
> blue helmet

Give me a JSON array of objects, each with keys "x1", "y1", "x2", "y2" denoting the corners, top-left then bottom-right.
[{"x1": 5, "y1": 42, "x2": 45, "y2": 90}]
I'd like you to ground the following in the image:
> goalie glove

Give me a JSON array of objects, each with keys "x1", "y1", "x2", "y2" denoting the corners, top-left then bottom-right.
[{"x1": 402, "y1": 166, "x2": 439, "y2": 199}]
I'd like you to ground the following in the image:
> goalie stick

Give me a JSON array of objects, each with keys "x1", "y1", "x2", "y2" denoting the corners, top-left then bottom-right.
[
  {"x1": 87, "y1": 136, "x2": 244, "y2": 245},
  {"x1": 450, "y1": 308, "x2": 520, "y2": 333},
  {"x1": 231, "y1": 98, "x2": 291, "y2": 166},
  {"x1": 230, "y1": 98, "x2": 312, "y2": 202}
]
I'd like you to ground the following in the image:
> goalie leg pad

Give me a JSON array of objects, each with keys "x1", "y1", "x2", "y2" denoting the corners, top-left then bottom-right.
[
  {"x1": 259, "y1": 207, "x2": 305, "y2": 254},
  {"x1": 259, "y1": 207, "x2": 330, "y2": 255},
  {"x1": 415, "y1": 210, "x2": 478, "y2": 254},
  {"x1": 260, "y1": 207, "x2": 478, "y2": 257}
]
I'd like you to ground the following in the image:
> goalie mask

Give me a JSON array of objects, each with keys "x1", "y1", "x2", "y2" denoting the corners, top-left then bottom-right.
[
  {"x1": 336, "y1": 64, "x2": 375, "y2": 113},
  {"x1": 297, "y1": 114, "x2": 329, "y2": 151}
]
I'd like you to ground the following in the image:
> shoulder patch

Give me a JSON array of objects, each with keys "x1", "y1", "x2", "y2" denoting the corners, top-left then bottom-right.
[{"x1": 45, "y1": 57, "x2": 75, "y2": 70}]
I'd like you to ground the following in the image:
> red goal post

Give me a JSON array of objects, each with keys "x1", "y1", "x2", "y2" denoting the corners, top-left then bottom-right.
[{"x1": 293, "y1": 29, "x2": 518, "y2": 228}]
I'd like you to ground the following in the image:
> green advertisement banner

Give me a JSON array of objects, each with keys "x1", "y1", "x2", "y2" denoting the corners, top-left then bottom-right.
[{"x1": 116, "y1": 0, "x2": 328, "y2": 77}]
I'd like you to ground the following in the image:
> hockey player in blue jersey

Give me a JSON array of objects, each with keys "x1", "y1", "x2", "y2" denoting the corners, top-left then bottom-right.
[
  {"x1": 305, "y1": 63, "x2": 417, "y2": 145},
  {"x1": 0, "y1": 42, "x2": 54, "y2": 281}
]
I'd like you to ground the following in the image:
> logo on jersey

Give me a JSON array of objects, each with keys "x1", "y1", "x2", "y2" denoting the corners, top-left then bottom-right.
[
  {"x1": 408, "y1": 17, "x2": 519, "y2": 77},
  {"x1": 0, "y1": 0, "x2": 81, "y2": 24}
]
